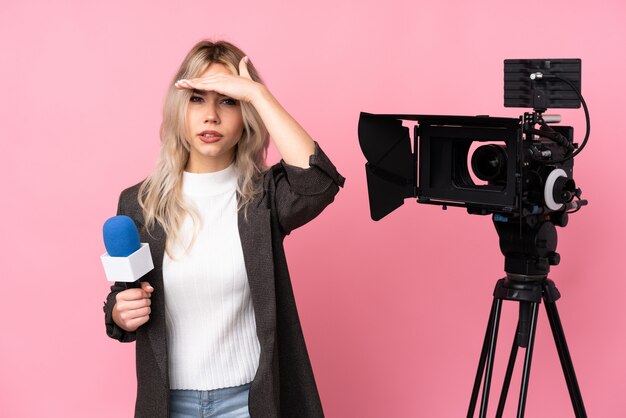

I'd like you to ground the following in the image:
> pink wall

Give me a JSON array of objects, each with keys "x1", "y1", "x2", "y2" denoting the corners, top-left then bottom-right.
[{"x1": 2, "y1": 0, "x2": 624, "y2": 416}]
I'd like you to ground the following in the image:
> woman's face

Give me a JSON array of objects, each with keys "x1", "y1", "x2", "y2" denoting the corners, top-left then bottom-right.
[{"x1": 184, "y1": 63, "x2": 244, "y2": 173}]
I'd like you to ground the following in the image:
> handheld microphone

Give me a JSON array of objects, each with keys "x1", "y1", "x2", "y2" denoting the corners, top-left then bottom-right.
[{"x1": 101, "y1": 215, "x2": 154, "y2": 283}]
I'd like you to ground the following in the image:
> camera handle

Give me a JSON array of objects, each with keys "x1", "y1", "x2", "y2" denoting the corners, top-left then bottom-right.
[
  {"x1": 467, "y1": 219, "x2": 587, "y2": 418},
  {"x1": 524, "y1": 111, "x2": 577, "y2": 155}
]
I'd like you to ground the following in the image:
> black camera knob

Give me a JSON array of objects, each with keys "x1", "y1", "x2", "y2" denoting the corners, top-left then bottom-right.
[{"x1": 548, "y1": 251, "x2": 561, "y2": 266}]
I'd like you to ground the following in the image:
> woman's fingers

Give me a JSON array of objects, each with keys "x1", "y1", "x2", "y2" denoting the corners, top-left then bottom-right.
[
  {"x1": 176, "y1": 74, "x2": 229, "y2": 90},
  {"x1": 239, "y1": 56, "x2": 252, "y2": 79},
  {"x1": 174, "y1": 79, "x2": 193, "y2": 89},
  {"x1": 120, "y1": 306, "x2": 151, "y2": 321},
  {"x1": 113, "y1": 283, "x2": 154, "y2": 332},
  {"x1": 124, "y1": 315, "x2": 150, "y2": 330},
  {"x1": 116, "y1": 287, "x2": 150, "y2": 302},
  {"x1": 117, "y1": 296, "x2": 151, "y2": 311},
  {"x1": 174, "y1": 77, "x2": 218, "y2": 94},
  {"x1": 174, "y1": 56, "x2": 251, "y2": 90},
  {"x1": 140, "y1": 281, "x2": 154, "y2": 295},
  {"x1": 173, "y1": 58, "x2": 256, "y2": 102}
]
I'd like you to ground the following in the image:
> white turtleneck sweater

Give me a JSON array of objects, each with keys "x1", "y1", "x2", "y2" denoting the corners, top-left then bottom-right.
[{"x1": 162, "y1": 165, "x2": 260, "y2": 390}]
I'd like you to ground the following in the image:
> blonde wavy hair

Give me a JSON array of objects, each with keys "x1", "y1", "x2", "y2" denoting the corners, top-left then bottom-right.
[{"x1": 138, "y1": 40, "x2": 269, "y2": 257}]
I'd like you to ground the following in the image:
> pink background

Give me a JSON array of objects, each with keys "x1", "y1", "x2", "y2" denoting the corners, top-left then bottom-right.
[{"x1": 1, "y1": 0, "x2": 625, "y2": 416}]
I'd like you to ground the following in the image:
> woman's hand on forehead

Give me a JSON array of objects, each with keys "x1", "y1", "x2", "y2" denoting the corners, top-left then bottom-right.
[{"x1": 174, "y1": 57, "x2": 265, "y2": 105}]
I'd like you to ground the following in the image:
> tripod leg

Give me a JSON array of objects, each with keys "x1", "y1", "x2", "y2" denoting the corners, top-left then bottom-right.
[
  {"x1": 544, "y1": 298, "x2": 588, "y2": 417},
  {"x1": 468, "y1": 298, "x2": 499, "y2": 418},
  {"x1": 467, "y1": 300, "x2": 493, "y2": 417},
  {"x1": 495, "y1": 324, "x2": 520, "y2": 418},
  {"x1": 479, "y1": 298, "x2": 503, "y2": 418},
  {"x1": 516, "y1": 301, "x2": 540, "y2": 418}
]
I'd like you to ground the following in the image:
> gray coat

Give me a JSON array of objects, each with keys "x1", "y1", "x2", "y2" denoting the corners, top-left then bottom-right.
[{"x1": 103, "y1": 144, "x2": 344, "y2": 418}]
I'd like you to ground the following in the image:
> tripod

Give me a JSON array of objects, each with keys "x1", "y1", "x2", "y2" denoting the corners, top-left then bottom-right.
[{"x1": 467, "y1": 218, "x2": 587, "y2": 418}]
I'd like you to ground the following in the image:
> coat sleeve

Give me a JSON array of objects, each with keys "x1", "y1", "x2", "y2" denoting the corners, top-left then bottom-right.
[
  {"x1": 270, "y1": 142, "x2": 345, "y2": 236},
  {"x1": 102, "y1": 188, "x2": 137, "y2": 343}
]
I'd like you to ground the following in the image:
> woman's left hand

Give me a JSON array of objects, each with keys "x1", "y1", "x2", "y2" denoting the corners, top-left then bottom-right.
[{"x1": 174, "y1": 56, "x2": 264, "y2": 104}]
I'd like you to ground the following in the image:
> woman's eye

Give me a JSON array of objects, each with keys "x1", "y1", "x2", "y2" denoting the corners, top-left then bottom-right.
[
  {"x1": 221, "y1": 98, "x2": 238, "y2": 106},
  {"x1": 190, "y1": 96, "x2": 204, "y2": 103}
]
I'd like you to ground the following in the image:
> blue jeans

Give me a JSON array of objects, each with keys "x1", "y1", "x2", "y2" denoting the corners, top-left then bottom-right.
[{"x1": 169, "y1": 383, "x2": 251, "y2": 418}]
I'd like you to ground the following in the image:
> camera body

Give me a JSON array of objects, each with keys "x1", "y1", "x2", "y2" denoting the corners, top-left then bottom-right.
[
  {"x1": 358, "y1": 59, "x2": 585, "y2": 224},
  {"x1": 417, "y1": 113, "x2": 576, "y2": 219}
]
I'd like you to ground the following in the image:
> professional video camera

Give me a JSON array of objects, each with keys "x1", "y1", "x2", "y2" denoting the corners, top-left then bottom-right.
[
  {"x1": 358, "y1": 59, "x2": 590, "y2": 417},
  {"x1": 360, "y1": 59, "x2": 589, "y2": 219}
]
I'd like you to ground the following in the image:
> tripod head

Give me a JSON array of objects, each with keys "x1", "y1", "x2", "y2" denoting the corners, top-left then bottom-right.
[{"x1": 494, "y1": 214, "x2": 561, "y2": 281}]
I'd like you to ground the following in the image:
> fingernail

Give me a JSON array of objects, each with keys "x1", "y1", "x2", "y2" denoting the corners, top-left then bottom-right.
[{"x1": 243, "y1": 56, "x2": 249, "y2": 63}]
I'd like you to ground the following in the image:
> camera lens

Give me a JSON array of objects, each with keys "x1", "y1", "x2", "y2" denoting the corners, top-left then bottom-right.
[{"x1": 471, "y1": 144, "x2": 507, "y2": 183}]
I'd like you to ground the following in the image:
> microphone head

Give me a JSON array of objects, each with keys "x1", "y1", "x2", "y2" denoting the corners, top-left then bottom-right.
[{"x1": 103, "y1": 215, "x2": 141, "y2": 257}]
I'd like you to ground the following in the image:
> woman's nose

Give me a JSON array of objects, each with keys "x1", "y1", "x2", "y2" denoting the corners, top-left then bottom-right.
[{"x1": 204, "y1": 103, "x2": 220, "y2": 124}]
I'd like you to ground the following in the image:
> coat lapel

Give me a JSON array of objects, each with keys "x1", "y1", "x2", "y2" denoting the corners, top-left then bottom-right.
[
  {"x1": 238, "y1": 203, "x2": 277, "y2": 348},
  {"x1": 138, "y1": 221, "x2": 168, "y2": 385},
  {"x1": 238, "y1": 201, "x2": 280, "y2": 414}
]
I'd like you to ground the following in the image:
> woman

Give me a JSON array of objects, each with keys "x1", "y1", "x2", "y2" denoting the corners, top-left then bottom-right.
[{"x1": 103, "y1": 40, "x2": 344, "y2": 418}]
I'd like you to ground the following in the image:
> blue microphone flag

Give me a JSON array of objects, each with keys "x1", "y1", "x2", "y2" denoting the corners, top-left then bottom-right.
[{"x1": 103, "y1": 215, "x2": 141, "y2": 257}]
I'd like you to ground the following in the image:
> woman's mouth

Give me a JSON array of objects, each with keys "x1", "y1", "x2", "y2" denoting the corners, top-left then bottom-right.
[{"x1": 198, "y1": 131, "x2": 223, "y2": 143}]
